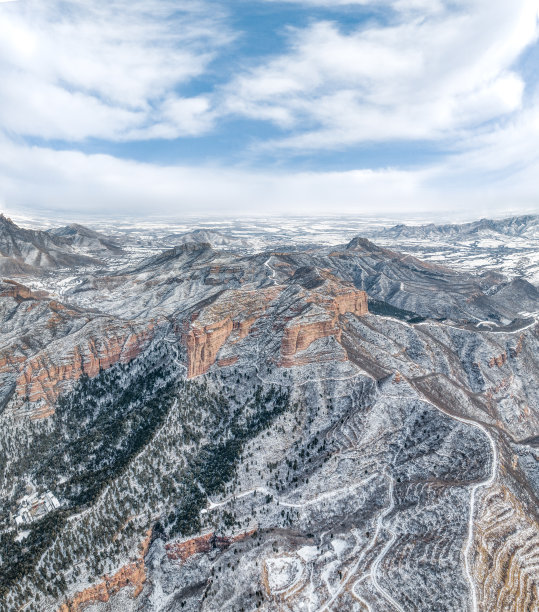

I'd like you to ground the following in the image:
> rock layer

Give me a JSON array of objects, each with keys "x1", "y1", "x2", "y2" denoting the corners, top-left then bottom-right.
[{"x1": 58, "y1": 532, "x2": 151, "y2": 612}]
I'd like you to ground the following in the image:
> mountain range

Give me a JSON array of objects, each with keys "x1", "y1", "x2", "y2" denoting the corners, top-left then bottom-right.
[{"x1": 0, "y1": 214, "x2": 537, "y2": 612}]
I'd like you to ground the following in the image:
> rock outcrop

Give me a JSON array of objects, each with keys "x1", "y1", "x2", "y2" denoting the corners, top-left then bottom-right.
[
  {"x1": 183, "y1": 287, "x2": 281, "y2": 378},
  {"x1": 184, "y1": 318, "x2": 235, "y2": 378},
  {"x1": 58, "y1": 531, "x2": 151, "y2": 612},
  {"x1": 280, "y1": 269, "x2": 368, "y2": 367},
  {"x1": 0, "y1": 280, "x2": 156, "y2": 417},
  {"x1": 165, "y1": 530, "x2": 256, "y2": 564},
  {"x1": 473, "y1": 486, "x2": 539, "y2": 611},
  {"x1": 16, "y1": 323, "x2": 155, "y2": 405},
  {"x1": 182, "y1": 268, "x2": 368, "y2": 376},
  {"x1": 489, "y1": 352, "x2": 507, "y2": 368}
]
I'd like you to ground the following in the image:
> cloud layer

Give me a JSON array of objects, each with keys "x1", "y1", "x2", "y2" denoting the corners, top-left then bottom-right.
[
  {"x1": 225, "y1": 0, "x2": 537, "y2": 150},
  {"x1": 0, "y1": 0, "x2": 538, "y2": 216}
]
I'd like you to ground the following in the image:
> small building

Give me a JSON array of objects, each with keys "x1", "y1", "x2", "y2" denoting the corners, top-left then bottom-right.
[{"x1": 14, "y1": 491, "x2": 61, "y2": 527}]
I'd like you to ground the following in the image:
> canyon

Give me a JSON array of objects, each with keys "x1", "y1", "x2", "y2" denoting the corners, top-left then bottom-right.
[{"x1": 0, "y1": 215, "x2": 537, "y2": 612}]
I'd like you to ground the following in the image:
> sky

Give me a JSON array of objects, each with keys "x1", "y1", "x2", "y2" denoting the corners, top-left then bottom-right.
[{"x1": 0, "y1": 0, "x2": 538, "y2": 219}]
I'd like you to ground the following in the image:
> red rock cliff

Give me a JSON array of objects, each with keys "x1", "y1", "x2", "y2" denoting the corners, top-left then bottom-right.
[
  {"x1": 0, "y1": 281, "x2": 157, "y2": 418},
  {"x1": 185, "y1": 318, "x2": 235, "y2": 378},
  {"x1": 280, "y1": 282, "x2": 368, "y2": 367},
  {"x1": 58, "y1": 531, "x2": 151, "y2": 612},
  {"x1": 183, "y1": 287, "x2": 281, "y2": 378},
  {"x1": 16, "y1": 324, "x2": 155, "y2": 408}
]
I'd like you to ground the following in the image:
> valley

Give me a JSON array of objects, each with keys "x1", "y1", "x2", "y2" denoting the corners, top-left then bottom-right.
[{"x1": 0, "y1": 213, "x2": 537, "y2": 612}]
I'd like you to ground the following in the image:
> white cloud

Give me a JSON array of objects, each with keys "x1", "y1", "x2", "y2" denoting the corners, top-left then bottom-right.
[
  {"x1": 0, "y1": 136, "x2": 536, "y2": 218},
  {"x1": 225, "y1": 0, "x2": 539, "y2": 150},
  {"x1": 0, "y1": 0, "x2": 230, "y2": 141},
  {"x1": 263, "y1": 0, "x2": 445, "y2": 11},
  {"x1": 0, "y1": 0, "x2": 537, "y2": 218}
]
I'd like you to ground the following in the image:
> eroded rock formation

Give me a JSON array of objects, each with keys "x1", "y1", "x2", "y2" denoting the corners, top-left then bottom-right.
[
  {"x1": 0, "y1": 280, "x2": 156, "y2": 417},
  {"x1": 183, "y1": 287, "x2": 281, "y2": 378},
  {"x1": 58, "y1": 531, "x2": 151, "y2": 612},
  {"x1": 473, "y1": 486, "x2": 539, "y2": 611},
  {"x1": 165, "y1": 530, "x2": 256, "y2": 564},
  {"x1": 280, "y1": 270, "x2": 368, "y2": 367},
  {"x1": 16, "y1": 324, "x2": 155, "y2": 406}
]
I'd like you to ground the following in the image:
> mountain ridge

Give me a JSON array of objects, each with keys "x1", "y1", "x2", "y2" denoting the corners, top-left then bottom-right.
[{"x1": 0, "y1": 215, "x2": 537, "y2": 612}]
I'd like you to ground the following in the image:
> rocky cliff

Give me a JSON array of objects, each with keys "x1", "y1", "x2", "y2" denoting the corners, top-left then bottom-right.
[
  {"x1": 0, "y1": 279, "x2": 157, "y2": 417},
  {"x1": 0, "y1": 217, "x2": 538, "y2": 612},
  {"x1": 183, "y1": 287, "x2": 281, "y2": 378},
  {"x1": 16, "y1": 323, "x2": 155, "y2": 407},
  {"x1": 58, "y1": 531, "x2": 151, "y2": 612}
]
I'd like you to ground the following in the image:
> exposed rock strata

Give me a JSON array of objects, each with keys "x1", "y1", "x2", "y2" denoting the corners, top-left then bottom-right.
[
  {"x1": 0, "y1": 280, "x2": 156, "y2": 417},
  {"x1": 58, "y1": 531, "x2": 151, "y2": 612},
  {"x1": 183, "y1": 287, "x2": 281, "y2": 378},
  {"x1": 16, "y1": 324, "x2": 155, "y2": 406},
  {"x1": 473, "y1": 486, "x2": 539, "y2": 611},
  {"x1": 280, "y1": 270, "x2": 368, "y2": 367},
  {"x1": 165, "y1": 530, "x2": 255, "y2": 564}
]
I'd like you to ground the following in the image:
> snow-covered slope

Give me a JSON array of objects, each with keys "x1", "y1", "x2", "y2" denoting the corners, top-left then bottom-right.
[{"x1": 0, "y1": 215, "x2": 537, "y2": 612}]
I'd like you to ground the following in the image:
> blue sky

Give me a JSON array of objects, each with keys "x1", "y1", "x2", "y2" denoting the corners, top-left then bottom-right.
[{"x1": 0, "y1": 0, "x2": 538, "y2": 218}]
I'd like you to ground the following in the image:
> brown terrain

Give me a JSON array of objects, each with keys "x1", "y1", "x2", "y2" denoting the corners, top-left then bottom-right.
[{"x1": 58, "y1": 531, "x2": 152, "y2": 612}]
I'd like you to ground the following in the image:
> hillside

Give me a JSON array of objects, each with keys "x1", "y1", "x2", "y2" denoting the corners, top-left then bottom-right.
[{"x1": 0, "y1": 217, "x2": 537, "y2": 612}]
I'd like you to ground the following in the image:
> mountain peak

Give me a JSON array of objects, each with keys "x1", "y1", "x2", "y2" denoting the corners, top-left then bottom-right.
[
  {"x1": 0, "y1": 213, "x2": 19, "y2": 230},
  {"x1": 345, "y1": 236, "x2": 384, "y2": 252}
]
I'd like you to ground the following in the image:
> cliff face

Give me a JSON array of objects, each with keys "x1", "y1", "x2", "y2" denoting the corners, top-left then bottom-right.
[
  {"x1": 0, "y1": 280, "x2": 156, "y2": 417},
  {"x1": 16, "y1": 324, "x2": 155, "y2": 406},
  {"x1": 181, "y1": 270, "x2": 368, "y2": 378},
  {"x1": 58, "y1": 532, "x2": 151, "y2": 612},
  {"x1": 184, "y1": 318, "x2": 234, "y2": 378},
  {"x1": 0, "y1": 279, "x2": 42, "y2": 300},
  {"x1": 280, "y1": 319, "x2": 339, "y2": 367},
  {"x1": 165, "y1": 530, "x2": 256, "y2": 564},
  {"x1": 280, "y1": 273, "x2": 368, "y2": 367},
  {"x1": 183, "y1": 287, "x2": 281, "y2": 378}
]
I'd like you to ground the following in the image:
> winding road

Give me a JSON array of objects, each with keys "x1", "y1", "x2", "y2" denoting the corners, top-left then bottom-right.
[
  {"x1": 264, "y1": 256, "x2": 277, "y2": 284},
  {"x1": 414, "y1": 390, "x2": 499, "y2": 612}
]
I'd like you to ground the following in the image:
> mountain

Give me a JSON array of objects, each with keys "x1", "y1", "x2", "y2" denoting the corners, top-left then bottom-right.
[
  {"x1": 0, "y1": 214, "x2": 124, "y2": 276},
  {"x1": 376, "y1": 214, "x2": 539, "y2": 240},
  {"x1": 368, "y1": 214, "x2": 539, "y2": 286},
  {"x1": 0, "y1": 218, "x2": 537, "y2": 612},
  {"x1": 162, "y1": 228, "x2": 256, "y2": 251},
  {"x1": 47, "y1": 223, "x2": 124, "y2": 256}
]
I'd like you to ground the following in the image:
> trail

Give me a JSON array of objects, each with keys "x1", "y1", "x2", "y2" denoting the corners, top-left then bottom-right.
[
  {"x1": 369, "y1": 475, "x2": 405, "y2": 612},
  {"x1": 320, "y1": 473, "x2": 401, "y2": 612},
  {"x1": 202, "y1": 474, "x2": 377, "y2": 515}
]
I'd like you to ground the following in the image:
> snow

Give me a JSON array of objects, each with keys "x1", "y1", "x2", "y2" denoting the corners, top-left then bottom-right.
[
  {"x1": 331, "y1": 539, "x2": 348, "y2": 557},
  {"x1": 265, "y1": 556, "x2": 304, "y2": 593},
  {"x1": 297, "y1": 546, "x2": 319, "y2": 563},
  {"x1": 15, "y1": 530, "x2": 30, "y2": 542}
]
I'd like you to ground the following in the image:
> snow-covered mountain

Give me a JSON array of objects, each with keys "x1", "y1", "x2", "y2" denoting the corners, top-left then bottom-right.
[
  {"x1": 368, "y1": 214, "x2": 539, "y2": 286},
  {"x1": 0, "y1": 214, "x2": 124, "y2": 276},
  {"x1": 376, "y1": 214, "x2": 539, "y2": 239},
  {"x1": 0, "y1": 215, "x2": 537, "y2": 612}
]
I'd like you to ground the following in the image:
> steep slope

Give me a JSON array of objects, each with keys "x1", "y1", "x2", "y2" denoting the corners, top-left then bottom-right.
[
  {"x1": 0, "y1": 280, "x2": 157, "y2": 418},
  {"x1": 0, "y1": 214, "x2": 124, "y2": 276},
  {"x1": 0, "y1": 223, "x2": 537, "y2": 612}
]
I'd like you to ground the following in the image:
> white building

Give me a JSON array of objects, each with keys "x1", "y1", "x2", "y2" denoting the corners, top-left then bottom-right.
[{"x1": 14, "y1": 491, "x2": 61, "y2": 526}]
